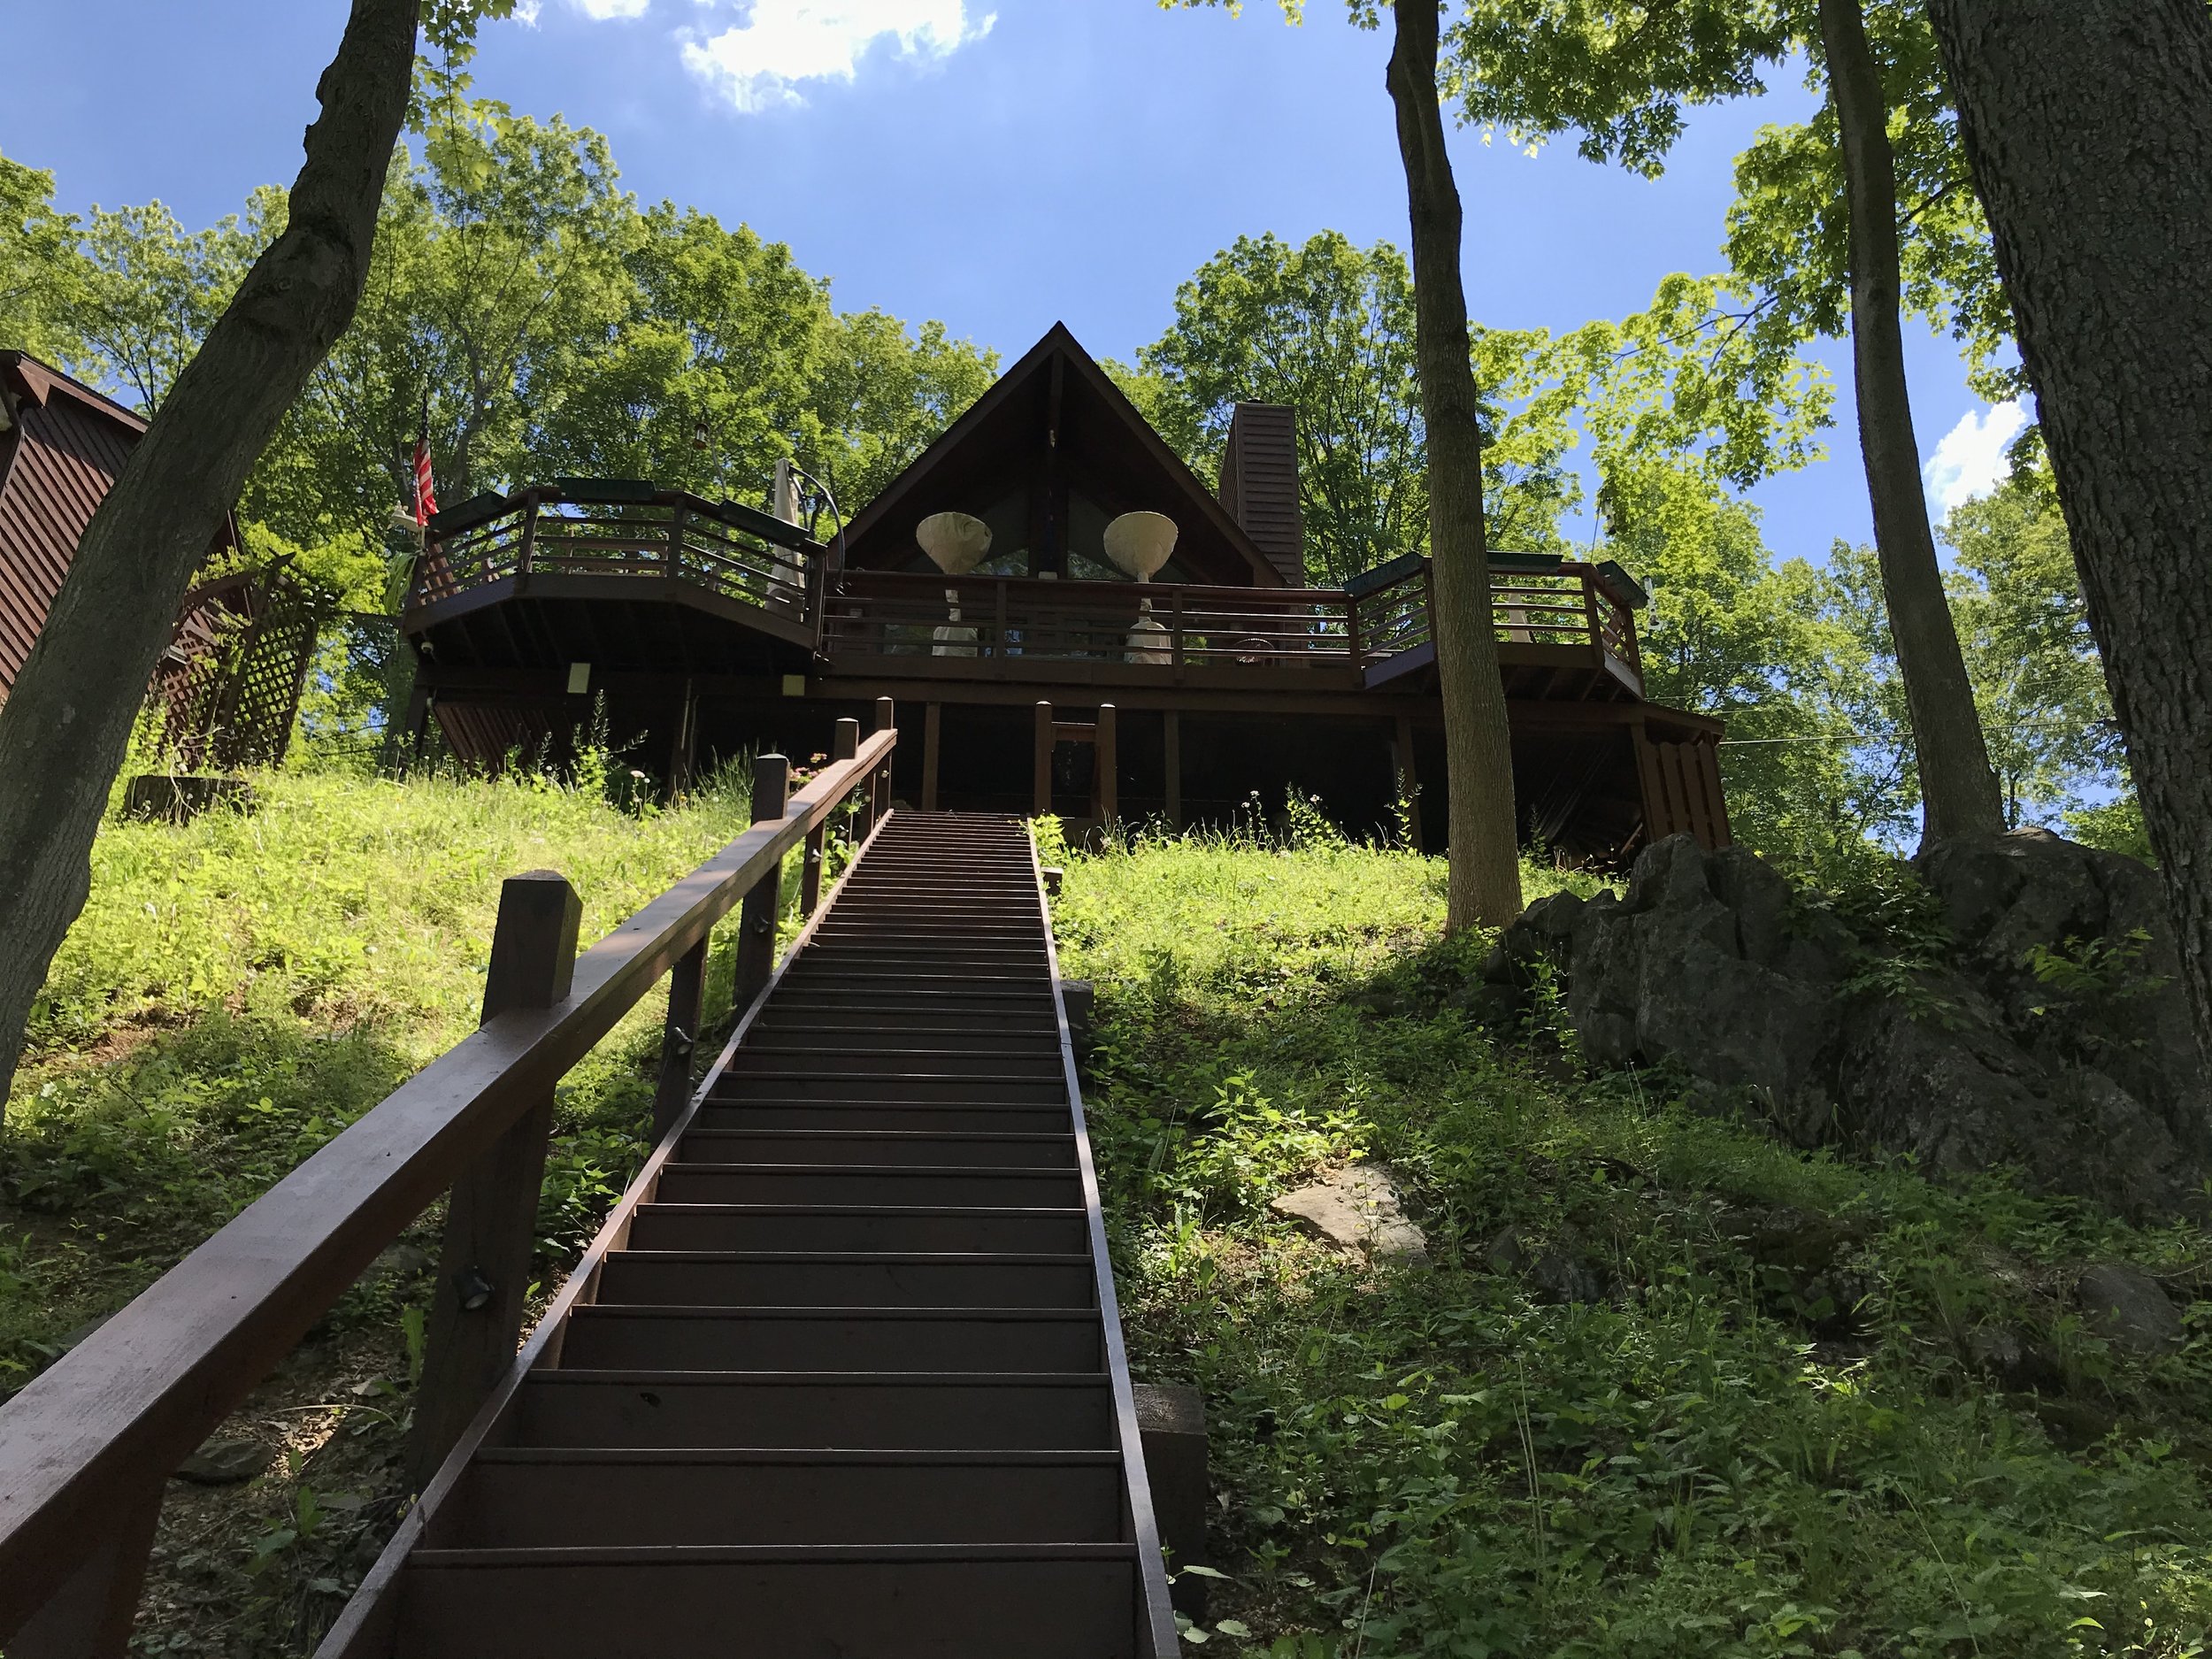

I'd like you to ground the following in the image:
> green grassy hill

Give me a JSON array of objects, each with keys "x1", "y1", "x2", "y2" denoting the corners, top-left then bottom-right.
[
  {"x1": 1056, "y1": 828, "x2": 2212, "y2": 1656},
  {"x1": 3, "y1": 780, "x2": 2208, "y2": 1655}
]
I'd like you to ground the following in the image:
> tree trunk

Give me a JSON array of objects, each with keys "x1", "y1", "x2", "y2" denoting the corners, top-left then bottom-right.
[
  {"x1": 1386, "y1": 0, "x2": 1524, "y2": 931},
  {"x1": 0, "y1": 0, "x2": 420, "y2": 1117},
  {"x1": 1924, "y1": 0, "x2": 2212, "y2": 1067},
  {"x1": 1819, "y1": 0, "x2": 2004, "y2": 849}
]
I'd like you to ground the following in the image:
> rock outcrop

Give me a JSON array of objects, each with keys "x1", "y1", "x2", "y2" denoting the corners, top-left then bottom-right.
[{"x1": 1485, "y1": 831, "x2": 2210, "y2": 1218}]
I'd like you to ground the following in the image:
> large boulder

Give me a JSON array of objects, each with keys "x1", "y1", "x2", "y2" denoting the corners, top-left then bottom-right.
[{"x1": 1489, "y1": 832, "x2": 2209, "y2": 1218}]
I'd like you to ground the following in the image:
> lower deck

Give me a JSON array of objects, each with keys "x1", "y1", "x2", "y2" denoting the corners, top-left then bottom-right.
[{"x1": 404, "y1": 660, "x2": 1730, "y2": 864}]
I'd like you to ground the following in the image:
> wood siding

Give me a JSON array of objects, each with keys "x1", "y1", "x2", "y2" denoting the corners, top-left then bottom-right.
[
  {"x1": 0, "y1": 358, "x2": 144, "y2": 702},
  {"x1": 1217, "y1": 403, "x2": 1305, "y2": 588}
]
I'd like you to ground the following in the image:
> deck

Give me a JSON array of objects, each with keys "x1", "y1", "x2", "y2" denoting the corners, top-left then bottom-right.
[{"x1": 404, "y1": 484, "x2": 1647, "y2": 703}]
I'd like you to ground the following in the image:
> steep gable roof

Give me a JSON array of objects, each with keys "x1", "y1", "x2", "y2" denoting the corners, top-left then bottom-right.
[{"x1": 839, "y1": 322, "x2": 1286, "y2": 588}]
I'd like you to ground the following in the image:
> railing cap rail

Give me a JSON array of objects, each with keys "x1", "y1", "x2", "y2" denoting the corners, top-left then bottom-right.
[
  {"x1": 0, "y1": 728, "x2": 895, "y2": 1638},
  {"x1": 428, "y1": 480, "x2": 824, "y2": 559}
]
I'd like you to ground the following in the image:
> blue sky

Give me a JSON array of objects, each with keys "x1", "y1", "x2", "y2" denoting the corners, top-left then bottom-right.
[{"x1": 2, "y1": 0, "x2": 2023, "y2": 569}]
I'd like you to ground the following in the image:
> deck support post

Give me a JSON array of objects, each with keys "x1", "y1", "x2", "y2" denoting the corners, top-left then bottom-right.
[
  {"x1": 1163, "y1": 710, "x2": 1182, "y2": 829},
  {"x1": 1095, "y1": 703, "x2": 1118, "y2": 830},
  {"x1": 7, "y1": 1476, "x2": 163, "y2": 1659},
  {"x1": 1394, "y1": 714, "x2": 1424, "y2": 854},
  {"x1": 1033, "y1": 701, "x2": 1053, "y2": 816},
  {"x1": 922, "y1": 702, "x2": 941, "y2": 812},
  {"x1": 667, "y1": 677, "x2": 699, "y2": 802},
  {"x1": 733, "y1": 754, "x2": 791, "y2": 1010},
  {"x1": 651, "y1": 939, "x2": 705, "y2": 1143},
  {"x1": 409, "y1": 871, "x2": 581, "y2": 1491}
]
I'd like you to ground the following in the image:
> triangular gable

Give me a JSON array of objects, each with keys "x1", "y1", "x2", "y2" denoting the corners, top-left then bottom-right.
[{"x1": 839, "y1": 323, "x2": 1286, "y2": 588}]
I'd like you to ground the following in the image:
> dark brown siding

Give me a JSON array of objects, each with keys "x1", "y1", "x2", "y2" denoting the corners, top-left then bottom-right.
[
  {"x1": 1217, "y1": 403, "x2": 1305, "y2": 588},
  {"x1": 0, "y1": 357, "x2": 145, "y2": 703}
]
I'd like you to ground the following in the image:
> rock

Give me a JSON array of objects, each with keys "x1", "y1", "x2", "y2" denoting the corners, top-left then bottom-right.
[
  {"x1": 2078, "y1": 1263, "x2": 2183, "y2": 1353},
  {"x1": 176, "y1": 1436, "x2": 272, "y2": 1486},
  {"x1": 1489, "y1": 832, "x2": 2211, "y2": 1218},
  {"x1": 1271, "y1": 1164, "x2": 1428, "y2": 1264},
  {"x1": 1486, "y1": 1225, "x2": 1604, "y2": 1304}
]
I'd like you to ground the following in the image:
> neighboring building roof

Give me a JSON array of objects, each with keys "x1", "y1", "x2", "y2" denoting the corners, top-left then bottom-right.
[{"x1": 839, "y1": 323, "x2": 1289, "y2": 588}]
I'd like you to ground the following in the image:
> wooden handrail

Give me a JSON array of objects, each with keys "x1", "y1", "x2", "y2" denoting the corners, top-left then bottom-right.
[{"x1": 0, "y1": 726, "x2": 898, "y2": 1648}]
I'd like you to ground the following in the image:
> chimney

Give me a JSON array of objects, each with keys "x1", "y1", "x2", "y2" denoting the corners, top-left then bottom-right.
[{"x1": 1217, "y1": 403, "x2": 1304, "y2": 587}]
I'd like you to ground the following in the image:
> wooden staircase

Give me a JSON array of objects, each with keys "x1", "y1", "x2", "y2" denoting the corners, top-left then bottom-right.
[{"x1": 322, "y1": 811, "x2": 1178, "y2": 1658}]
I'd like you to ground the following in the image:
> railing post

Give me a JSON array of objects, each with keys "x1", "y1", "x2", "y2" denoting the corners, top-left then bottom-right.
[
  {"x1": 651, "y1": 938, "x2": 705, "y2": 1144},
  {"x1": 7, "y1": 1475, "x2": 163, "y2": 1659},
  {"x1": 806, "y1": 718, "x2": 856, "y2": 915},
  {"x1": 516, "y1": 495, "x2": 538, "y2": 585},
  {"x1": 1345, "y1": 589, "x2": 1363, "y2": 674},
  {"x1": 733, "y1": 755, "x2": 791, "y2": 1010},
  {"x1": 1033, "y1": 701, "x2": 1054, "y2": 816},
  {"x1": 408, "y1": 871, "x2": 581, "y2": 1491},
  {"x1": 872, "y1": 698, "x2": 895, "y2": 821},
  {"x1": 1096, "y1": 703, "x2": 1118, "y2": 829},
  {"x1": 666, "y1": 500, "x2": 687, "y2": 586},
  {"x1": 1583, "y1": 571, "x2": 1604, "y2": 668},
  {"x1": 1170, "y1": 588, "x2": 1186, "y2": 682}
]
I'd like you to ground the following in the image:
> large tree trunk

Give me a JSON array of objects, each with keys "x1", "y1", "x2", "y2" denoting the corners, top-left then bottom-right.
[
  {"x1": 1923, "y1": 0, "x2": 2212, "y2": 1067},
  {"x1": 1386, "y1": 0, "x2": 1524, "y2": 931},
  {"x1": 0, "y1": 0, "x2": 420, "y2": 1117},
  {"x1": 1819, "y1": 0, "x2": 2004, "y2": 848}
]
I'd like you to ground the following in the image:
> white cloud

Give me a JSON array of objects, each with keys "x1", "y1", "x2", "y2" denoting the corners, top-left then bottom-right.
[
  {"x1": 682, "y1": 0, "x2": 994, "y2": 111},
  {"x1": 575, "y1": 0, "x2": 652, "y2": 16},
  {"x1": 1924, "y1": 398, "x2": 2029, "y2": 515}
]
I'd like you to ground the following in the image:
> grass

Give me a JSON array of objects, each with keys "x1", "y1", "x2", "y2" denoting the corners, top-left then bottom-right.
[
  {"x1": 1056, "y1": 823, "x2": 2212, "y2": 1658},
  {"x1": 6, "y1": 774, "x2": 2210, "y2": 1656},
  {"x1": 0, "y1": 760, "x2": 773, "y2": 1653}
]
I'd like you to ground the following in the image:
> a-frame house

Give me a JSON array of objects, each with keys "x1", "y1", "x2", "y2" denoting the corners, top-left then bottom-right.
[{"x1": 402, "y1": 325, "x2": 1730, "y2": 857}]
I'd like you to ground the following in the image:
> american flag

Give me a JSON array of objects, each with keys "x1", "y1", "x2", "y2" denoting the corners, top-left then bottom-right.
[{"x1": 412, "y1": 421, "x2": 438, "y2": 526}]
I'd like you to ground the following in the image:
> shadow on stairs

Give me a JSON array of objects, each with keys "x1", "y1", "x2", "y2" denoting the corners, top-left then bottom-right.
[{"x1": 320, "y1": 811, "x2": 1179, "y2": 1658}]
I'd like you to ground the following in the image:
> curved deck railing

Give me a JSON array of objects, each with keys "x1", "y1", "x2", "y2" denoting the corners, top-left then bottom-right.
[
  {"x1": 405, "y1": 480, "x2": 826, "y2": 634},
  {"x1": 0, "y1": 714, "x2": 900, "y2": 1655}
]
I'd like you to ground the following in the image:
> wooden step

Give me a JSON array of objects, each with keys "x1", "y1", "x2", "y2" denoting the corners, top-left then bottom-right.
[
  {"x1": 430, "y1": 1449, "x2": 1125, "y2": 1548},
  {"x1": 556, "y1": 1307, "x2": 1103, "y2": 1371},
  {"x1": 591, "y1": 1250, "x2": 1097, "y2": 1310},
  {"x1": 654, "y1": 1164, "x2": 1081, "y2": 1207},
  {"x1": 394, "y1": 1548, "x2": 1141, "y2": 1659},
  {"x1": 622, "y1": 1202, "x2": 1089, "y2": 1254},
  {"x1": 676, "y1": 1130, "x2": 1076, "y2": 1168},
  {"x1": 508, "y1": 1371, "x2": 1118, "y2": 1449},
  {"x1": 689, "y1": 1101, "x2": 1072, "y2": 1134}
]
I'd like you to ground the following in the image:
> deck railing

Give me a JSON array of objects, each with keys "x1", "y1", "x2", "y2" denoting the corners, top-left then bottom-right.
[
  {"x1": 407, "y1": 480, "x2": 823, "y2": 630},
  {"x1": 0, "y1": 714, "x2": 899, "y2": 1657},
  {"x1": 823, "y1": 556, "x2": 1644, "y2": 689}
]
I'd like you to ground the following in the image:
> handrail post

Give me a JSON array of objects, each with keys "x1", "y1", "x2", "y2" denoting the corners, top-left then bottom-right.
[
  {"x1": 1582, "y1": 571, "x2": 1604, "y2": 668},
  {"x1": 733, "y1": 755, "x2": 791, "y2": 1010},
  {"x1": 1345, "y1": 589, "x2": 1363, "y2": 673},
  {"x1": 1096, "y1": 703, "x2": 1118, "y2": 830},
  {"x1": 872, "y1": 699, "x2": 895, "y2": 822},
  {"x1": 7, "y1": 1474, "x2": 163, "y2": 1659},
  {"x1": 651, "y1": 938, "x2": 705, "y2": 1144},
  {"x1": 515, "y1": 494, "x2": 538, "y2": 586},
  {"x1": 1033, "y1": 701, "x2": 1054, "y2": 816},
  {"x1": 408, "y1": 870, "x2": 581, "y2": 1491},
  {"x1": 807, "y1": 718, "x2": 856, "y2": 910}
]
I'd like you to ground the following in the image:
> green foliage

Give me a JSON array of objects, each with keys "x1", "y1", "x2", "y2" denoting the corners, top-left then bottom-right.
[
  {"x1": 1943, "y1": 468, "x2": 2127, "y2": 831},
  {"x1": 0, "y1": 767, "x2": 757, "y2": 1395},
  {"x1": 1058, "y1": 836, "x2": 2212, "y2": 1658},
  {"x1": 1118, "y1": 230, "x2": 1827, "y2": 587},
  {"x1": 1446, "y1": 0, "x2": 2018, "y2": 398},
  {"x1": 0, "y1": 152, "x2": 88, "y2": 362}
]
